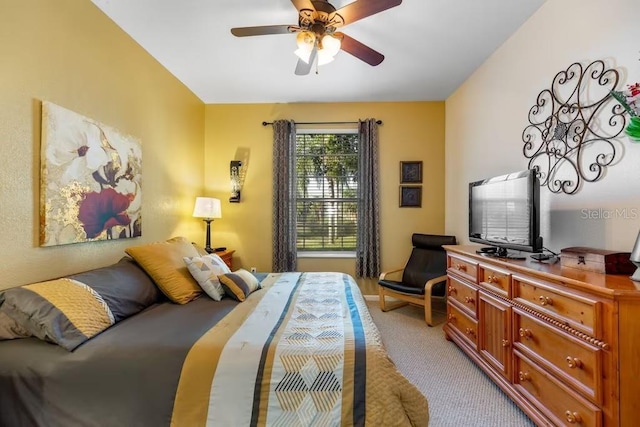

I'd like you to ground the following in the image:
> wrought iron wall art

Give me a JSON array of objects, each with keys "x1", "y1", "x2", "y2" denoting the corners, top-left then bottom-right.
[{"x1": 522, "y1": 60, "x2": 626, "y2": 195}]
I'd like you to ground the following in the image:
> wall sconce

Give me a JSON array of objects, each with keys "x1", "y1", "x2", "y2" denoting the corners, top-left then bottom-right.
[
  {"x1": 192, "y1": 197, "x2": 221, "y2": 253},
  {"x1": 230, "y1": 160, "x2": 242, "y2": 203}
]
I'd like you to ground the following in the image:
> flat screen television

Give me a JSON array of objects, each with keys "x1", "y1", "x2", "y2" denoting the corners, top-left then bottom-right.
[{"x1": 469, "y1": 170, "x2": 543, "y2": 258}]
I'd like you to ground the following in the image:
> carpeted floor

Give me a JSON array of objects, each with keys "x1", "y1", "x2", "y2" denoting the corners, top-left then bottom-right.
[{"x1": 365, "y1": 299, "x2": 535, "y2": 427}]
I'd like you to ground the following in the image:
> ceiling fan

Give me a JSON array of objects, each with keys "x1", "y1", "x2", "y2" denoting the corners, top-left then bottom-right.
[{"x1": 230, "y1": 0, "x2": 402, "y2": 75}]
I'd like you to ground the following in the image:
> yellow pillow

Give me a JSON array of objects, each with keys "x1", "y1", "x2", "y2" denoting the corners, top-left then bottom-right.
[{"x1": 125, "y1": 236, "x2": 202, "y2": 304}]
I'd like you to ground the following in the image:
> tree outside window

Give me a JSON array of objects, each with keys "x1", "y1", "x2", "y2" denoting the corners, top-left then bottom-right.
[{"x1": 296, "y1": 131, "x2": 358, "y2": 251}]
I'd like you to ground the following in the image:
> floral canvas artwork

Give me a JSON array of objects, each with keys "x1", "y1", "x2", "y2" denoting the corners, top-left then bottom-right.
[{"x1": 40, "y1": 102, "x2": 142, "y2": 246}]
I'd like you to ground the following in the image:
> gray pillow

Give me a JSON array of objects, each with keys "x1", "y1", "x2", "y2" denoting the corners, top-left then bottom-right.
[
  {"x1": 67, "y1": 257, "x2": 162, "y2": 322},
  {"x1": 0, "y1": 308, "x2": 31, "y2": 340},
  {"x1": 0, "y1": 257, "x2": 162, "y2": 350}
]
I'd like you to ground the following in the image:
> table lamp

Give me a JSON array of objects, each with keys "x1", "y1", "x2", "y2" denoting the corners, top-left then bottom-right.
[{"x1": 192, "y1": 197, "x2": 221, "y2": 253}]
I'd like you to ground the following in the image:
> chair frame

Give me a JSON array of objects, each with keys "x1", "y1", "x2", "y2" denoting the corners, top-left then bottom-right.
[{"x1": 378, "y1": 268, "x2": 448, "y2": 326}]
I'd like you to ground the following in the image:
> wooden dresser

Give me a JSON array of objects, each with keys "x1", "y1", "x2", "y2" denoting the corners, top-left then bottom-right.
[{"x1": 443, "y1": 245, "x2": 640, "y2": 427}]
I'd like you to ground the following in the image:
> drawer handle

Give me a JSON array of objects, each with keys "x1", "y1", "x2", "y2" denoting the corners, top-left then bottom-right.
[
  {"x1": 464, "y1": 296, "x2": 475, "y2": 304},
  {"x1": 447, "y1": 313, "x2": 457, "y2": 323},
  {"x1": 565, "y1": 411, "x2": 583, "y2": 424},
  {"x1": 566, "y1": 357, "x2": 583, "y2": 369},
  {"x1": 465, "y1": 327, "x2": 476, "y2": 338},
  {"x1": 502, "y1": 339, "x2": 510, "y2": 348},
  {"x1": 486, "y1": 274, "x2": 496, "y2": 283},
  {"x1": 518, "y1": 328, "x2": 533, "y2": 340},
  {"x1": 518, "y1": 371, "x2": 531, "y2": 382},
  {"x1": 538, "y1": 295, "x2": 553, "y2": 306},
  {"x1": 455, "y1": 264, "x2": 467, "y2": 272},
  {"x1": 448, "y1": 286, "x2": 457, "y2": 295}
]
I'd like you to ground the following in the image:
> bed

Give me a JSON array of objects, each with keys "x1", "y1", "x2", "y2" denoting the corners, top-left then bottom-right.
[{"x1": 0, "y1": 264, "x2": 429, "y2": 426}]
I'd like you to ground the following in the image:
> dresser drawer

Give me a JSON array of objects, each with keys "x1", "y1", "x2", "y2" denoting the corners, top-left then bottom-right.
[
  {"x1": 512, "y1": 275, "x2": 601, "y2": 338},
  {"x1": 513, "y1": 308, "x2": 602, "y2": 404},
  {"x1": 447, "y1": 302, "x2": 478, "y2": 349},
  {"x1": 448, "y1": 254, "x2": 478, "y2": 283},
  {"x1": 447, "y1": 275, "x2": 478, "y2": 316},
  {"x1": 478, "y1": 264, "x2": 511, "y2": 297},
  {"x1": 514, "y1": 352, "x2": 602, "y2": 427}
]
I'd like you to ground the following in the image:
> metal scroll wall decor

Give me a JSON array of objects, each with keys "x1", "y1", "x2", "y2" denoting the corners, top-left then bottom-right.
[{"x1": 522, "y1": 60, "x2": 626, "y2": 195}]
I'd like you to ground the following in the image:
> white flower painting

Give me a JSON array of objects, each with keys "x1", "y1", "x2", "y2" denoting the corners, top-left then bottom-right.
[{"x1": 40, "y1": 102, "x2": 142, "y2": 246}]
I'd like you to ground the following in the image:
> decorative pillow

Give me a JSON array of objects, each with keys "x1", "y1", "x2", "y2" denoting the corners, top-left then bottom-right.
[
  {"x1": 67, "y1": 256, "x2": 162, "y2": 321},
  {"x1": 125, "y1": 236, "x2": 202, "y2": 304},
  {"x1": 184, "y1": 254, "x2": 232, "y2": 301},
  {"x1": 0, "y1": 308, "x2": 31, "y2": 340},
  {"x1": 218, "y1": 269, "x2": 261, "y2": 302},
  {"x1": 0, "y1": 278, "x2": 116, "y2": 350},
  {"x1": 191, "y1": 242, "x2": 209, "y2": 256}
]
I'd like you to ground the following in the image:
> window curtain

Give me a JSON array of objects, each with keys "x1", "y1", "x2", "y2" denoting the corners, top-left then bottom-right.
[
  {"x1": 272, "y1": 120, "x2": 297, "y2": 272},
  {"x1": 356, "y1": 119, "x2": 381, "y2": 278}
]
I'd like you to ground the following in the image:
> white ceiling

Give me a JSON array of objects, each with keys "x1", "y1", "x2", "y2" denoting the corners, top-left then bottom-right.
[{"x1": 90, "y1": 0, "x2": 546, "y2": 104}]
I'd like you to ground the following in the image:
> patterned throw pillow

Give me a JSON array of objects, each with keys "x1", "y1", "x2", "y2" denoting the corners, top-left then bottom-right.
[
  {"x1": 0, "y1": 278, "x2": 116, "y2": 351},
  {"x1": 218, "y1": 269, "x2": 261, "y2": 302},
  {"x1": 0, "y1": 257, "x2": 161, "y2": 347},
  {"x1": 184, "y1": 253, "x2": 232, "y2": 301}
]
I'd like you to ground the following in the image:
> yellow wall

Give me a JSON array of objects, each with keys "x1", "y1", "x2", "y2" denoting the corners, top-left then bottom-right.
[
  {"x1": 0, "y1": 0, "x2": 205, "y2": 289},
  {"x1": 0, "y1": 2, "x2": 446, "y2": 294},
  {"x1": 204, "y1": 102, "x2": 445, "y2": 293}
]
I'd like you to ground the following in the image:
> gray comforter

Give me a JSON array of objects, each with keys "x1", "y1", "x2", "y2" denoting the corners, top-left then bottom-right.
[{"x1": 0, "y1": 297, "x2": 237, "y2": 427}]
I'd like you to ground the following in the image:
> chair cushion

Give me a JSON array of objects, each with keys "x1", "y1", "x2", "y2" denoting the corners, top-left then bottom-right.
[
  {"x1": 402, "y1": 234, "x2": 457, "y2": 289},
  {"x1": 379, "y1": 276, "x2": 447, "y2": 297},
  {"x1": 378, "y1": 279, "x2": 424, "y2": 295},
  {"x1": 412, "y1": 234, "x2": 457, "y2": 250}
]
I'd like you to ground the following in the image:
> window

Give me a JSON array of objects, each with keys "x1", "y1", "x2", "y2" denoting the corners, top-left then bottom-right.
[{"x1": 295, "y1": 130, "x2": 358, "y2": 253}]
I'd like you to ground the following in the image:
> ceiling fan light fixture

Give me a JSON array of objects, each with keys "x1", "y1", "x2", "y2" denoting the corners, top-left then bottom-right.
[
  {"x1": 231, "y1": 0, "x2": 401, "y2": 75},
  {"x1": 317, "y1": 48, "x2": 335, "y2": 66},
  {"x1": 321, "y1": 34, "x2": 341, "y2": 56},
  {"x1": 296, "y1": 31, "x2": 315, "y2": 50},
  {"x1": 294, "y1": 47, "x2": 313, "y2": 63}
]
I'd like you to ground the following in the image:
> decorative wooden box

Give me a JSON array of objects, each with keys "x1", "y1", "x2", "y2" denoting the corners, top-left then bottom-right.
[{"x1": 560, "y1": 246, "x2": 635, "y2": 274}]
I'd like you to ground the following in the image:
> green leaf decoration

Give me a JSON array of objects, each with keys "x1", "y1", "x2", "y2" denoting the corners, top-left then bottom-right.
[
  {"x1": 610, "y1": 90, "x2": 636, "y2": 115},
  {"x1": 625, "y1": 116, "x2": 640, "y2": 142}
]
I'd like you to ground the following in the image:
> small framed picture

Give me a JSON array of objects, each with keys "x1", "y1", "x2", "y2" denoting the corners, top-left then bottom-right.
[
  {"x1": 400, "y1": 161, "x2": 423, "y2": 183},
  {"x1": 399, "y1": 186, "x2": 422, "y2": 208}
]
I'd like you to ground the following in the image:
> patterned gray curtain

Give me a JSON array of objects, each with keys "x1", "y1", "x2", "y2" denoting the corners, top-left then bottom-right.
[
  {"x1": 356, "y1": 119, "x2": 381, "y2": 278},
  {"x1": 272, "y1": 120, "x2": 297, "y2": 272}
]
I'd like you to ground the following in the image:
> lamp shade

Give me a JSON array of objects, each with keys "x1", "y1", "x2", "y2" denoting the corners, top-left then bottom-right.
[
  {"x1": 296, "y1": 31, "x2": 315, "y2": 50},
  {"x1": 294, "y1": 47, "x2": 313, "y2": 64},
  {"x1": 317, "y1": 48, "x2": 335, "y2": 66},
  {"x1": 192, "y1": 197, "x2": 221, "y2": 219},
  {"x1": 321, "y1": 34, "x2": 341, "y2": 56}
]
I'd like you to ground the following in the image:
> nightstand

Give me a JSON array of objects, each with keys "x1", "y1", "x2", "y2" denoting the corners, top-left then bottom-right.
[{"x1": 215, "y1": 249, "x2": 235, "y2": 270}]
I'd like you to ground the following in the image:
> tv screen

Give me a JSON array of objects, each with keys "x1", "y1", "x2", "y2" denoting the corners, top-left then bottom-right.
[{"x1": 469, "y1": 170, "x2": 542, "y2": 257}]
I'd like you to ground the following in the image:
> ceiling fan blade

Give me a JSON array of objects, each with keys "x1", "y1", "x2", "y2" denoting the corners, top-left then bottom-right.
[
  {"x1": 291, "y1": 0, "x2": 315, "y2": 12},
  {"x1": 231, "y1": 25, "x2": 295, "y2": 37},
  {"x1": 295, "y1": 48, "x2": 317, "y2": 76},
  {"x1": 334, "y1": 0, "x2": 402, "y2": 26},
  {"x1": 336, "y1": 33, "x2": 384, "y2": 66}
]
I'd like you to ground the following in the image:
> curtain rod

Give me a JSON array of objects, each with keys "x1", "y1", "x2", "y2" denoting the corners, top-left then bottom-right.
[{"x1": 262, "y1": 120, "x2": 382, "y2": 126}]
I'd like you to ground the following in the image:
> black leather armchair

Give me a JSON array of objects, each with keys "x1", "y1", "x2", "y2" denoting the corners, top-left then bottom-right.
[{"x1": 378, "y1": 234, "x2": 457, "y2": 326}]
